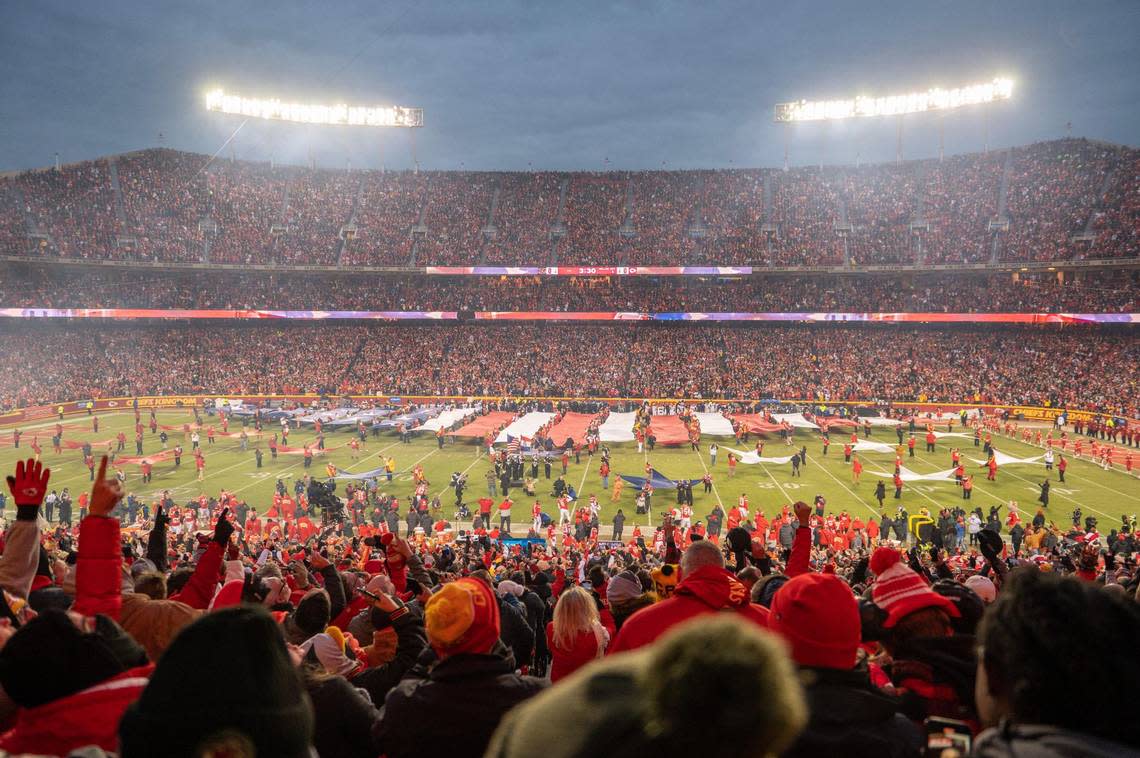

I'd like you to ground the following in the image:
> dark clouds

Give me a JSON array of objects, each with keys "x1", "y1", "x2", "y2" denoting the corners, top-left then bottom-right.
[{"x1": 1, "y1": 0, "x2": 1137, "y2": 171}]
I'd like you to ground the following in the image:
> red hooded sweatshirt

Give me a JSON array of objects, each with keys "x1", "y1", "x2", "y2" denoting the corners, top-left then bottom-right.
[{"x1": 608, "y1": 564, "x2": 768, "y2": 653}]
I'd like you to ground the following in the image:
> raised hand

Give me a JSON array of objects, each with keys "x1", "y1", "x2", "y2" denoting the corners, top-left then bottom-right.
[
  {"x1": 793, "y1": 500, "x2": 811, "y2": 525},
  {"x1": 89, "y1": 456, "x2": 122, "y2": 517},
  {"x1": 213, "y1": 507, "x2": 235, "y2": 546},
  {"x1": 6, "y1": 458, "x2": 50, "y2": 511}
]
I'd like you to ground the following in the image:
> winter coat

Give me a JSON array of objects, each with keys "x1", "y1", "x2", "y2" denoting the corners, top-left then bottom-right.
[
  {"x1": 546, "y1": 622, "x2": 605, "y2": 683},
  {"x1": 498, "y1": 595, "x2": 535, "y2": 667},
  {"x1": 372, "y1": 643, "x2": 546, "y2": 758},
  {"x1": 0, "y1": 665, "x2": 150, "y2": 756},
  {"x1": 0, "y1": 517, "x2": 41, "y2": 600},
  {"x1": 306, "y1": 674, "x2": 381, "y2": 758},
  {"x1": 77, "y1": 514, "x2": 204, "y2": 660},
  {"x1": 353, "y1": 607, "x2": 428, "y2": 705},
  {"x1": 887, "y1": 635, "x2": 978, "y2": 728},
  {"x1": 608, "y1": 564, "x2": 768, "y2": 653},
  {"x1": 782, "y1": 666, "x2": 923, "y2": 758},
  {"x1": 973, "y1": 722, "x2": 1140, "y2": 758}
]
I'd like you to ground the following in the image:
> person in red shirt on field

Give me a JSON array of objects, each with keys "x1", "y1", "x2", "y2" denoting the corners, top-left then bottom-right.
[
  {"x1": 925, "y1": 430, "x2": 936, "y2": 453},
  {"x1": 531, "y1": 500, "x2": 543, "y2": 533},
  {"x1": 196, "y1": 453, "x2": 205, "y2": 481},
  {"x1": 851, "y1": 455, "x2": 863, "y2": 484},
  {"x1": 498, "y1": 497, "x2": 513, "y2": 533},
  {"x1": 843, "y1": 443, "x2": 853, "y2": 463},
  {"x1": 907, "y1": 435, "x2": 916, "y2": 458},
  {"x1": 985, "y1": 456, "x2": 998, "y2": 481}
]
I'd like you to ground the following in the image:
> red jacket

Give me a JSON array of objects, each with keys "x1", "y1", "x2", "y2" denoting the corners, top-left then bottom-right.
[
  {"x1": 0, "y1": 665, "x2": 151, "y2": 756},
  {"x1": 77, "y1": 514, "x2": 226, "y2": 616},
  {"x1": 608, "y1": 565, "x2": 768, "y2": 653},
  {"x1": 546, "y1": 623, "x2": 603, "y2": 683}
]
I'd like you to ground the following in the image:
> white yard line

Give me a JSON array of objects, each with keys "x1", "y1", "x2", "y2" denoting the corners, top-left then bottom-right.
[
  {"x1": 691, "y1": 447, "x2": 722, "y2": 507},
  {"x1": 806, "y1": 453, "x2": 881, "y2": 518},
  {"x1": 758, "y1": 461, "x2": 795, "y2": 505}
]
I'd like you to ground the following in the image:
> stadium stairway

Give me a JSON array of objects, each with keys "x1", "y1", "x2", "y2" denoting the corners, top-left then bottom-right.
[
  {"x1": 992, "y1": 149, "x2": 1013, "y2": 262},
  {"x1": 477, "y1": 184, "x2": 500, "y2": 265},
  {"x1": 108, "y1": 160, "x2": 127, "y2": 228},
  {"x1": 407, "y1": 185, "x2": 430, "y2": 266},
  {"x1": 1080, "y1": 169, "x2": 1117, "y2": 257},
  {"x1": 548, "y1": 177, "x2": 570, "y2": 265}
]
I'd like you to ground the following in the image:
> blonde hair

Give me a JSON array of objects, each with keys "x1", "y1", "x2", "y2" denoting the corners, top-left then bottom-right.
[{"x1": 552, "y1": 586, "x2": 601, "y2": 651}]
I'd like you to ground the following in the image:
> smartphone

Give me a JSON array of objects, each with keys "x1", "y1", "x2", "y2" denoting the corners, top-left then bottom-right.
[
  {"x1": 357, "y1": 587, "x2": 383, "y2": 601},
  {"x1": 924, "y1": 716, "x2": 971, "y2": 756}
]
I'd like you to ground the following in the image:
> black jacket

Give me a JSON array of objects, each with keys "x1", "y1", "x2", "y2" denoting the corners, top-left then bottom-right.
[
  {"x1": 782, "y1": 666, "x2": 923, "y2": 758},
  {"x1": 305, "y1": 674, "x2": 381, "y2": 758},
  {"x1": 353, "y1": 607, "x2": 428, "y2": 705},
  {"x1": 519, "y1": 589, "x2": 548, "y2": 656},
  {"x1": 373, "y1": 643, "x2": 547, "y2": 758},
  {"x1": 498, "y1": 595, "x2": 535, "y2": 666}
]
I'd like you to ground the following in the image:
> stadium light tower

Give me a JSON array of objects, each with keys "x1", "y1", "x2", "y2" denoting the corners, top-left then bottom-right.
[
  {"x1": 773, "y1": 77, "x2": 1013, "y2": 123},
  {"x1": 774, "y1": 76, "x2": 1014, "y2": 165},
  {"x1": 204, "y1": 88, "x2": 423, "y2": 128},
  {"x1": 205, "y1": 87, "x2": 423, "y2": 173}
]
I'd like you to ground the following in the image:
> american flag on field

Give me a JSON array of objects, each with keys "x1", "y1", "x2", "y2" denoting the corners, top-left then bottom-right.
[{"x1": 506, "y1": 435, "x2": 521, "y2": 455}]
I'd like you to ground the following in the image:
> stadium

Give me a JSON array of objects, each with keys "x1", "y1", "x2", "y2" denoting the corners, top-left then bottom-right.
[{"x1": 0, "y1": 3, "x2": 1138, "y2": 757}]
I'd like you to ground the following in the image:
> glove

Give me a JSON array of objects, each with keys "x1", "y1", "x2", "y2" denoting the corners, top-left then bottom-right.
[
  {"x1": 6, "y1": 458, "x2": 51, "y2": 521},
  {"x1": 213, "y1": 508, "x2": 235, "y2": 546}
]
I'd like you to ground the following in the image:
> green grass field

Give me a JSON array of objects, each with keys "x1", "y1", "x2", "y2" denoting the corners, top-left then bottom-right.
[{"x1": 4, "y1": 410, "x2": 1139, "y2": 534}]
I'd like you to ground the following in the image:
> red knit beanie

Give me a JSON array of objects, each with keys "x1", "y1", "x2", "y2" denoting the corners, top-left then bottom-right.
[
  {"x1": 871, "y1": 562, "x2": 960, "y2": 628},
  {"x1": 869, "y1": 546, "x2": 902, "y2": 576},
  {"x1": 769, "y1": 573, "x2": 859, "y2": 670}
]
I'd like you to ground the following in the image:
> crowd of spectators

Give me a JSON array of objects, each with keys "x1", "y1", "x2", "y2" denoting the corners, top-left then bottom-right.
[
  {"x1": 13, "y1": 160, "x2": 120, "y2": 259},
  {"x1": 115, "y1": 150, "x2": 208, "y2": 263},
  {"x1": 0, "y1": 452, "x2": 1138, "y2": 757},
  {"x1": 1004, "y1": 140, "x2": 1118, "y2": 262},
  {"x1": 414, "y1": 173, "x2": 495, "y2": 265},
  {"x1": 557, "y1": 174, "x2": 627, "y2": 265},
  {"x1": 842, "y1": 163, "x2": 917, "y2": 265},
  {"x1": 2, "y1": 265, "x2": 1135, "y2": 313},
  {"x1": 482, "y1": 173, "x2": 561, "y2": 265},
  {"x1": 920, "y1": 151, "x2": 1004, "y2": 264},
  {"x1": 769, "y1": 168, "x2": 845, "y2": 266},
  {"x1": 1, "y1": 322, "x2": 1136, "y2": 417},
  {"x1": 204, "y1": 159, "x2": 287, "y2": 265},
  {"x1": 1, "y1": 139, "x2": 1137, "y2": 267},
  {"x1": 341, "y1": 173, "x2": 425, "y2": 266},
  {"x1": 1093, "y1": 152, "x2": 1140, "y2": 260},
  {"x1": 275, "y1": 169, "x2": 357, "y2": 266}
]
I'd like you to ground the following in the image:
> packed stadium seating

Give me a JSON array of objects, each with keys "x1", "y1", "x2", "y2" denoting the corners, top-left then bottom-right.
[
  {"x1": 1, "y1": 265, "x2": 1134, "y2": 312},
  {"x1": 3, "y1": 322, "x2": 1135, "y2": 415},
  {"x1": 3, "y1": 139, "x2": 1136, "y2": 267}
]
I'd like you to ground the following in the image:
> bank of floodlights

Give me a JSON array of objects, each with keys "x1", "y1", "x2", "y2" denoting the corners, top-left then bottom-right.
[
  {"x1": 205, "y1": 88, "x2": 422, "y2": 127},
  {"x1": 775, "y1": 76, "x2": 1013, "y2": 123}
]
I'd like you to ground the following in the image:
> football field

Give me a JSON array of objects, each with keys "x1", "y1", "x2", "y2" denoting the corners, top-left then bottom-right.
[{"x1": 3, "y1": 410, "x2": 1139, "y2": 536}]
